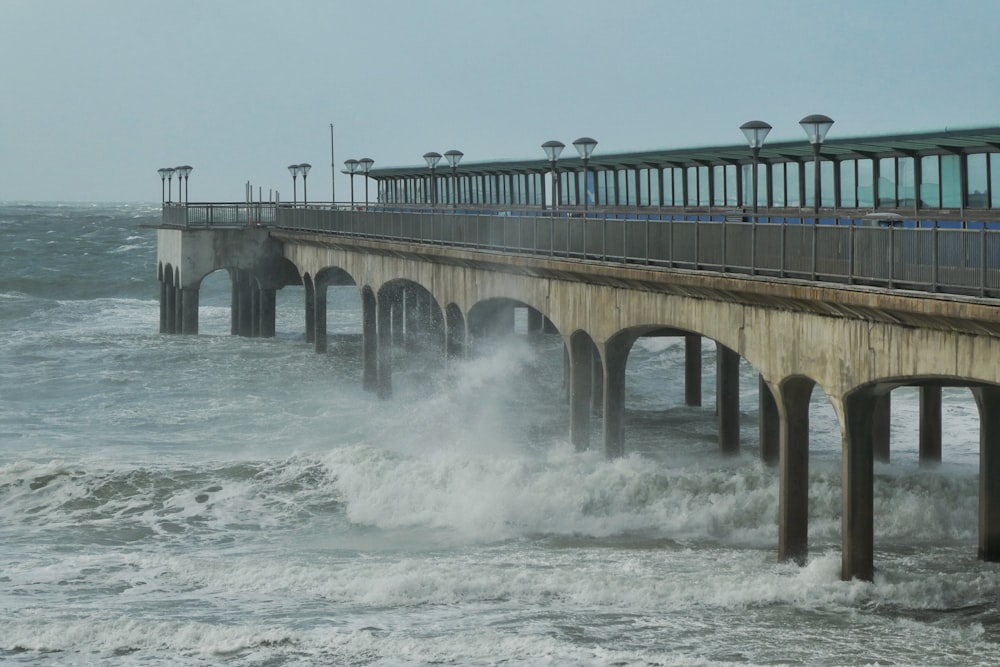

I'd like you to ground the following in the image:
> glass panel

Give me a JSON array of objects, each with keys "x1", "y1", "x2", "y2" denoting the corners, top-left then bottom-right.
[
  {"x1": 803, "y1": 160, "x2": 815, "y2": 208},
  {"x1": 648, "y1": 168, "x2": 660, "y2": 206},
  {"x1": 638, "y1": 169, "x2": 649, "y2": 206},
  {"x1": 740, "y1": 164, "x2": 751, "y2": 207},
  {"x1": 897, "y1": 157, "x2": 914, "y2": 207},
  {"x1": 771, "y1": 163, "x2": 785, "y2": 207},
  {"x1": 626, "y1": 169, "x2": 637, "y2": 206},
  {"x1": 713, "y1": 165, "x2": 725, "y2": 206},
  {"x1": 941, "y1": 154, "x2": 961, "y2": 208},
  {"x1": 840, "y1": 160, "x2": 856, "y2": 208},
  {"x1": 856, "y1": 159, "x2": 873, "y2": 207},
  {"x1": 878, "y1": 157, "x2": 896, "y2": 207},
  {"x1": 992, "y1": 154, "x2": 1000, "y2": 208},
  {"x1": 967, "y1": 153, "x2": 988, "y2": 207},
  {"x1": 920, "y1": 156, "x2": 940, "y2": 208},
  {"x1": 673, "y1": 169, "x2": 684, "y2": 207},
  {"x1": 757, "y1": 162, "x2": 768, "y2": 208},
  {"x1": 786, "y1": 162, "x2": 800, "y2": 207},
  {"x1": 686, "y1": 167, "x2": 697, "y2": 206},
  {"x1": 698, "y1": 166, "x2": 709, "y2": 206},
  {"x1": 559, "y1": 171, "x2": 571, "y2": 206},
  {"x1": 662, "y1": 169, "x2": 673, "y2": 206},
  {"x1": 615, "y1": 169, "x2": 626, "y2": 206}
]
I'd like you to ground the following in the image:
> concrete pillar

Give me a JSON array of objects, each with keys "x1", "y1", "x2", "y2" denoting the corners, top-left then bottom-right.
[
  {"x1": 717, "y1": 344, "x2": 740, "y2": 454},
  {"x1": 159, "y1": 280, "x2": 168, "y2": 334},
  {"x1": 376, "y1": 295, "x2": 393, "y2": 399},
  {"x1": 602, "y1": 338, "x2": 630, "y2": 458},
  {"x1": 569, "y1": 335, "x2": 593, "y2": 451},
  {"x1": 391, "y1": 290, "x2": 404, "y2": 347},
  {"x1": 362, "y1": 291, "x2": 378, "y2": 392},
  {"x1": 259, "y1": 288, "x2": 276, "y2": 338},
  {"x1": 527, "y1": 309, "x2": 544, "y2": 333},
  {"x1": 872, "y1": 393, "x2": 891, "y2": 462},
  {"x1": 591, "y1": 347, "x2": 604, "y2": 414},
  {"x1": 237, "y1": 271, "x2": 252, "y2": 337},
  {"x1": 759, "y1": 375, "x2": 780, "y2": 465},
  {"x1": 165, "y1": 282, "x2": 177, "y2": 334},
  {"x1": 230, "y1": 271, "x2": 239, "y2": 336},
  {"x1": 685, "y1": 334, "x2": 702, "y2": 407},
  {"x1": 842, "y1": 390, "x2": 876, "y2": 581},
  {"x1": 778, "y1": 377, "x2": 813, "y2": 563},
  {"x1": 404, "y1": 287, "x2": 421, "y2": 349},
  {"x1": 250, "y1": 281, "x2": 260, "y2": 338},
  {"x1": 173, "y1": 283, "x2": 184, "y2": 335},
  {"x1": 974, "y1": 385, "x2": 1000, "y2": 561},
  {"x1": 180, "y1": 288, "x2": 199, "y2": 335},
  {"x1": 304, "y1": 276, "x2": 315, "y2": 344},
  {"x1": 314, "y1": 283, "x2": 327, "y2": 353},
  {"x1": 919, "y1": 385, "x2": 942, "y2": 464},
  {"x1": 445, "y1": 309, "x2": 466, "y2": 359}
]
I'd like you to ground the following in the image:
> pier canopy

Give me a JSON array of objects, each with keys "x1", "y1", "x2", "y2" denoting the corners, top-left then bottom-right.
[{"x1": 370, "y1": 126, "x2": 1000, "y2": 215}]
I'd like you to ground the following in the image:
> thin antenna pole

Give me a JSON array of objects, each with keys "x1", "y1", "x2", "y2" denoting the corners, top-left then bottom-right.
[{"x1": 330, "y1": 123, "x2": 336, "y2": 208}]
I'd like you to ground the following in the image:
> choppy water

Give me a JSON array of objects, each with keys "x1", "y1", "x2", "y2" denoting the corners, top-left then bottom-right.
[{"x1": 1, "y1": 202, "x2": 999, "y2": 665}]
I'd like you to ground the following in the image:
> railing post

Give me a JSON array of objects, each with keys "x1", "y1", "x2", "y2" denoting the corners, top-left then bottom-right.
[
  {"x1": 888, "y1": 223, "x2": 895, "y2": 289},
  {"x1": 721, "y1": 217, "x2": 727, "y2": 272},
  {"x1": 812, "y1": 216, "x2": 818, "y2": 281},
  {"x1": 779, "y1": 219, "x2": 786, "y2": 278},
  {"x1": 981, "y1": 223, "x2": 988, "y2": 297}
]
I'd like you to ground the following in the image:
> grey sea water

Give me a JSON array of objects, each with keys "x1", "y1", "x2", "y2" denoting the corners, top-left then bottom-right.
[{"x1": 1, "y1": 202, "x2": 999, "y2": 666}]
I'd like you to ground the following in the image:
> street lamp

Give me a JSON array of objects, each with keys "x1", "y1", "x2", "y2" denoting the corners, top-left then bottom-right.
[
  {"x1": 157, "y1": 167, "x2": 174, "y2": 204},
  {"x1": 344, "y1": 159, "x2": 360, "y2": 207},
  {"x1": 542, "y1": 140, "x2": 564, "y2": 211},
  {"x1": 444, "y1": 150, "x2": 463, "y2": 208},
  {"x1": 423, "y1": 151, "x2": 442, "y2": 206},
  {"x1": 799, "y1": 114, "x2": 834, "y2": 213},
  {"x1": 573, "y1": 137, "x2": 598, "y2": 211},
  {"x1": 287, "y1": 164, "x2": 301, "y2": 206},
  {"x1": 740, "y1": 120, "x2": 771, "y2": 215},
  {"x1": 359, "y1": 157, "x2": 374, "y2": 208},
  {"x1": 299, "y1": 163, "x2": 312, "y2": 206},
  {"x1": 174, "y1": 165, "x2": 193, "y2": 204}
]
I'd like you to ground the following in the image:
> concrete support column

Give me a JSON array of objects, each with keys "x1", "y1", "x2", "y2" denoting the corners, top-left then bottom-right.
[
  {"x1": 445, "y1": 311, "x2": 466, "y2": 360},
  {"x1": 250, "y1": 282, "x2": 260, "y2": 338},
  {"x1": 685, "y1": 334, "x2": 702, "y2": 407},
  {"x1": 527, "y1": 309, "x2": 544, "y2": 333},
  {"x1": 404, "y1": 287, "x2": 421, "y2": 349},
  {"x1": 872, "y1": 393, "x2": 891, "y2": 462},
  {"x1": 919, "y1": 386, "x2": 942, "y2": 464},
  {"x1": 716, "y1": 344, "x2": 740, "y2": 454},
  {"x1": 304, "y1": 276, "x2": 315, "y2": 344},
  {"x1": 592, "y1": 348, "x2": 604, "y2": 414},
  {"x1": 778, "y1": 377, "x2": 814, "y2": 563},
  {"x1": 259, "y1": 288, "x2": 276, "y2": 338},
  {"x1": 174, "y1": 283, "x2": 184, "y2": 335},
  {"x1": 230, "y1": 271, "x2": 239, "y2": 336},
  {"x1": 842, "y1": 390, "x2": 876, "y2": 581},
  {"x1": 569, "y1": 336, "x2": 593, "y2": 451},
  {"x1": 602, "y1": 338, "x2": 630, "y2": 459},
  {"x1": 180, "y1": 288, "x2": 199, "y2": 335},
  {"x1": 974, "y1": 385, "x2": 1000, "y2": 561},
  {"x1": 165, "y1": 282, "x2": 177, "y2": 334},
  {"x1": 391, "y1": 290, "x2": 404, "y2": 347},
  {"x1": 376, "y1": 295, "x2": 393, "y2": 399},
  {"x1": 362, "y1": 291, "x2": 378, "y2": 392},
  {"x1": 237, "y1": 270, "x2": 253, "y2": 337},
  {"x1": 759, "y1": 375, "x2": 780, "y2": 465},
  {"x1": 314, "y1": 283, "x2": 328, "y2": 353},
  {"x1": 159, "y1": 280, "x2": 168, "y2": 334}
]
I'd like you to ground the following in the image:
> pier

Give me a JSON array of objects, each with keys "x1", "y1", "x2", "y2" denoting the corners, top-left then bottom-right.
[{"x1": 155, "y1": 125, "x2": 1000, "y2": 581}]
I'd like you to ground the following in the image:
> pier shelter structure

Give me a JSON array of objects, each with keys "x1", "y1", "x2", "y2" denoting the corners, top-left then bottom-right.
[{"x1": 157, "y1": 125, "x2": 1000, "y2": 583}]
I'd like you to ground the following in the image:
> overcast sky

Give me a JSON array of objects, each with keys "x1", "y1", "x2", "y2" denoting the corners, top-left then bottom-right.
[{"x1": 2, "y1": 0, "x2": 999, "y2": 203}]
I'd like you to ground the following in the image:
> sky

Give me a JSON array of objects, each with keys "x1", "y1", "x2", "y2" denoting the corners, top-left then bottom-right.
[{"x1": 2, "y1": 0, "x2": 1000, "y2": 203}]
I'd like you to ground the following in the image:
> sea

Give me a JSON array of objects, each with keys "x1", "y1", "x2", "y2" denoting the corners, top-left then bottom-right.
[{"x1": 2, "y1": 202, "x2": 999, "y2": 666}]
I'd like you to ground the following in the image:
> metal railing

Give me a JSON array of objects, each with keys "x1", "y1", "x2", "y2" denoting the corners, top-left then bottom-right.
[{"x1": 162, "y1": 204, "x2": 1000, "y2": 298}]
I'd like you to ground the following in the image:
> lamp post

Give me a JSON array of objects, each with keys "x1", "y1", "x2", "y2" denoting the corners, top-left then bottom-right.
[
  {"x1": 423, "y1": 152, "x2": 442, "y2": 206},
  {"x1": 573, "y1": 137, "x2": 598, "y2": 212},
  {"x1": 299, "y1": 163, "x2": 312, "y2": 206},
  {"x1": 444, "y1": 150, "x2": 463, "y2": 208},
  {"x1": 157, "y1": 168, "x2": 174, "y2": 204},
  {"x1": 359, "y1": 157, "x2": 374, "y2": 208},
  {"x1": 542, "y1": 140, "x2": 564, "y2": 211},
  {"x1": 287, "y1": 164, "x2": 300, "y2": 206},
  {"x1": 175, "y1": 165, "x2": 193, "y2": 204},
  {"x1": 799, "y1": 114, "x2": 834, "y2": 213},
  {"x1": 344, "y1": 159, "x2": 359, "y2": 207},
  {"x1": 739, "y1": 121, "x2": 772, "y2": 215}
]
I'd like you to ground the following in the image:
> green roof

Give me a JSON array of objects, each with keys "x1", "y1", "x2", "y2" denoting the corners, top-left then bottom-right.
[{"x1": 370, "y1": 126, "x2": 1000, "y2": 179}]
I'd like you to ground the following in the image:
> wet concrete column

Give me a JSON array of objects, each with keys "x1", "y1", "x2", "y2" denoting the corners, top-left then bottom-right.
[
  {"x1": 778, "y1": 378, "x2": 814, "y2": 563},
  {"x1": 165, "y1": 281, "x2": 177, "y2": 334},
  {"x1": 592, "y1": 348, "x2": 604, "y2": 414},
  {"x1": 685, "y1": 334, "x2": 702, "y2": 407},
  {"x1": 527, "y1": 309, "x2": 544, "y2": 333},
  {"x1": 159, "y1": 280, "x2": 168, "y2": 334},
  {"x1": 391, "y1": 290, "x2": 404, "y2": 347},
  {"x1": 376, "y1": 295, "x2": 393, "y2": 399},
  {"x1": 304, "y1": 276, "x2": 315, "y2": 344},
  {"x1": 569, "y1": 336, "x2": 593, "y2": 451},
  {"x1": 180, "y1": 288, "x2": 199, "y2": 335},
  {"x1": 602, "y1": 339, "x2": 630, "y2": 459},
  {"x1": 759, "y1": 375, "x2": 779, "y2": 465},
  {"x1": 259, "y1": 288, "x2": 276, "y2": 338},
  {"x1": 872, "y1": 393, "x2": 891, "y2": 462},
  {"x1": 842, "y1": 390, "x2": 876, "y2": 581},
  {"x1": 250, "y1": 282, "x2": 260, "y2": 338},
  {"x1": 314, "y1": 283, "x2": 327, "y2": 353},
  {"x1": 404, "y1": 287, "x2": 421, "y2": 349},
  {"x1": 717, "y1": 345, "x2": 740, "y2": 454},
  {"x1": 362, "y1": 291, "x2": 378, "y2": 392},
  {"x1": 230, "y1": 271, "x2": 239, "y2": 336},
  {"x1": 237, "y1": 270, "x2": 252, "y2": 337},
  {"x1": 919, "y1": 386, "x2": 942, "y2": 464},
  {"x1": 974, "y1": 385, "x2": 1000, "y2": 561}
]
